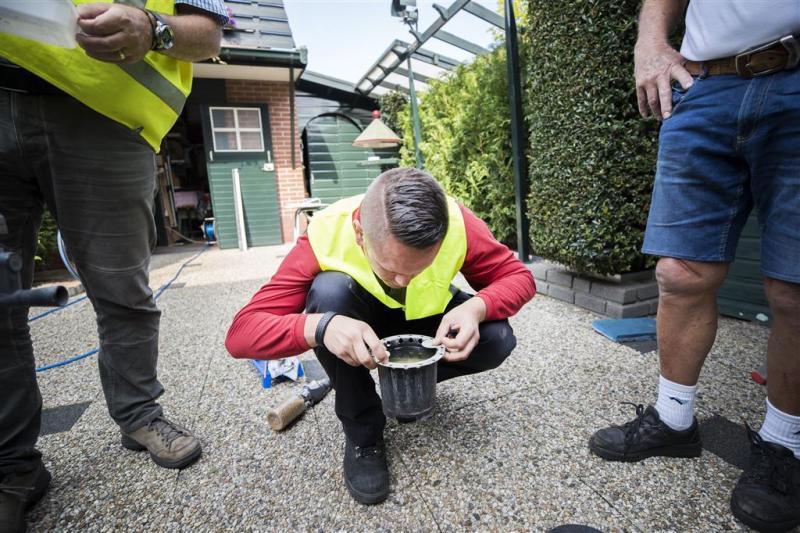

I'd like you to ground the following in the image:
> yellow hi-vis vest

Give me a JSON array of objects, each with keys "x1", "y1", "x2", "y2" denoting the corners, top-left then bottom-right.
[
  {"x1": 0, "y1": 0, "x2": 192, "y2": 151},
  {"x1": 307, "y1": 195, "x2": 468, "y2": 321}
]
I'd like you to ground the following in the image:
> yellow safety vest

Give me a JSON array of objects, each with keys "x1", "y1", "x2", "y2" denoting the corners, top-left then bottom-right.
[
  {"x1": 0, "y1": 0, "x2": 192, "y2": 151},
  {"x1": 307, "y1": 195, "x2": 468, "y2": 320}
]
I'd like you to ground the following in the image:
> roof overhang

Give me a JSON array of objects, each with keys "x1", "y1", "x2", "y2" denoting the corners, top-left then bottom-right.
[{"x1": 194, "y1": 47, "x2": 306, "y2": 82}]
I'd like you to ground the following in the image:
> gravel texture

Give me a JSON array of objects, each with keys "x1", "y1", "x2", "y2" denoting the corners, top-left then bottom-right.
[{"x1": 24, "y1": 244, "x2": 790, "y2": 532}]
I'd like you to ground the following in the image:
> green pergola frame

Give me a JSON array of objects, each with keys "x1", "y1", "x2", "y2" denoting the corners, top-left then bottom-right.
[{"x1": 355, "y1": 0, "x2": 531, "y2": 261}]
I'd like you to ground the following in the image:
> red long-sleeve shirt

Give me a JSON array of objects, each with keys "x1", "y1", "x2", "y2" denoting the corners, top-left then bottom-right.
[{"x1": 225, "y1": 204, "x2": 535, "y2": 360}]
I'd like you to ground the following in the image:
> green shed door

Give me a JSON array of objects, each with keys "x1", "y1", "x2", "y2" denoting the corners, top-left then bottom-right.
[
  {"x1": 202, "y1": 105, "x2": 282, "y2": 249},
  {"x1": 306, "y1": 114, "x2": 381, "y2": 204},
  {"x1": 718, "y1": 214, "x2": 771, "y2": 325}
]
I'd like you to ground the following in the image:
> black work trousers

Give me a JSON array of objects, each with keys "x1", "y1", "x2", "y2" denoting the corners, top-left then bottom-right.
[
  {"x1": 0, "y1": 88, "x2": 163, "y2": 474},
  {"x1": 306, "y1": 271, "x2": 517, "y2": 446}
]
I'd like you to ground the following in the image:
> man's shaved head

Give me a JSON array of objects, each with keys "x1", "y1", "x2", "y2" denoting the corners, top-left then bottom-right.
[{"x1": 361, "y1": 168, "x2": 449, "y2": 250}]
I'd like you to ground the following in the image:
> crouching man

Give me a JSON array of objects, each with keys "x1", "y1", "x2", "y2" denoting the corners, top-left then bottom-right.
[{"x1": 225, "y1": 168, "x2": 535, "y2": 504}]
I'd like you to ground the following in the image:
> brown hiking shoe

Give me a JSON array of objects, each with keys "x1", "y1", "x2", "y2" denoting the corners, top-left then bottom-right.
[{"x1": 121, "y1": 417, "x2": 201, "y2": 469}]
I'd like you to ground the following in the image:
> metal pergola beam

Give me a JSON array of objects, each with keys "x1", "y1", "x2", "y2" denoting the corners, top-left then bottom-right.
[
  {"x1": 357, "y1": 0, "x2": 483, "y2": 95},
  {"x1": 412, "y1": 48, "x2": 462, "y2": 70},
  {"x1": 463, "y1": 1, "x2": 504, "y2": 28},
  {"x1": 394, "y1": 66, "x2": 431, "y2": 85},
  {"x1": 504, "y1": 0, "x2": 530, "y2": 261},
  {"x1": 378, "y1": 80, "x2": 408, "y2": 92},
  {"x1": 432, "y1": 30, "x2": 490, "y2": 55},
  {"x1": 414, "y1": 0, "x2": 471, "y2": 44}
]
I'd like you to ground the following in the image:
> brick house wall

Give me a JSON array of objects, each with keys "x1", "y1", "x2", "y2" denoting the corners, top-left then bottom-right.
[{"x1": 226, "y1": 79, "x2": 305, "y2": 243}]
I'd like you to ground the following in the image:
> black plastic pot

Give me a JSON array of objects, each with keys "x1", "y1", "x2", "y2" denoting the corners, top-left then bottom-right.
[{"x1": 377, "y1": 334, "x2": 445, "y2": 422}]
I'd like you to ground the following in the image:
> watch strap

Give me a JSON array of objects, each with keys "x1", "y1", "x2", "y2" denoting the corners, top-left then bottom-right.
[
  {"x1": 146, "y1": 10, "x2": 171, "y2": 50},
  {"x1": 314, "y1": 311, "x2": 338, "y2": 349}
]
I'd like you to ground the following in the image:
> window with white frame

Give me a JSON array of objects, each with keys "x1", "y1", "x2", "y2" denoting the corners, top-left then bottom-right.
[{"x1": 209, "y1": 107, "x2": 265, "y2": 152}]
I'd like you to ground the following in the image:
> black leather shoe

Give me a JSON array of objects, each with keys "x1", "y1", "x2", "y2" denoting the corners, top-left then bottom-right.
[
  {"x1": 589, "y1": 403, "x2": 702, "y2": 462},
  {"x1": 730, "y1": 425, "x2": 800, "y2": 533},
  {"x1": 343, "y1": 438, "x2": 389, "y2": 505},
  {"x1": 0, "y1": 462, "x2": 51, "y2": 533}
]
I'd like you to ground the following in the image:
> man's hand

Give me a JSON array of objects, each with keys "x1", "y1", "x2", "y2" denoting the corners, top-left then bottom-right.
[
  {"x1": 319, "y1": 315, "x2": 388, "y2": 370},
  {"x1": 433, "y1": 297, "x2": 486, "y2": 362},
  {"x1": 634, "y1": 41, "x2": 694, "y2": 121},
  {"x1": 76, "y1": 4, "x2": 152, "y2": 64}
]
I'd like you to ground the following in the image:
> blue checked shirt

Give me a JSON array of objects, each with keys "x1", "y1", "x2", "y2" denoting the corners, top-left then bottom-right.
[{"x1": 177, "y1": 0, "x2": 229, "y2": 25}]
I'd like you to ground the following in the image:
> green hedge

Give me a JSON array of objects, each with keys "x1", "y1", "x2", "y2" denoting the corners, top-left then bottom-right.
[
  {"x1": 525, "y1": 0, "x2": 659, "y2": 274},
  {"x1": 36, "y1": 210, "x2": 58, "y2": 269},
  {"x1": 378, "y1": 91, "x2": 408, "y2": 141},
  {"x1": 398, "y1": 49, "x2": 518, "y2": 245}
]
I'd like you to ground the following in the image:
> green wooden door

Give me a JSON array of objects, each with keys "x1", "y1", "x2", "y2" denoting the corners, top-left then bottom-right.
[
  {"x1": 718, "y1": 214, "x2": 771, "y2": 325},
  {"x1": 202, "y1": 105, "x2": 282, "y2": 249},
  {"x1": 306, "y1": 114, "x2": 384, "y2": 203}
]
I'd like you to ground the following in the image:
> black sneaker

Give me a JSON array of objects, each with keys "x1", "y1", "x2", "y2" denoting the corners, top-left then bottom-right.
[
  {"x1": 0, "y1": 462, "x2": 51, "y2": 533},
  {"x1": 730, "y1": 424, "x2": 800, "y2": 533},
  {"x1": 589, "y1": 403, "x2": 702, "y2": 462},
  {"x1": 343, "y1": 438, "x2": 389, "y2": 505}
]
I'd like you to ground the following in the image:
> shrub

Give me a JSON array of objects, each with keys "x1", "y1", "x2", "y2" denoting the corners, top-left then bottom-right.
[
  {"x1": 36, "y1": 210, "x2": 59, "y2": 269},
  {"x1": 525, "y1": 0, "x2": 659, "y2": 274},
  {"x1": 378, "y1": 91, "x2": 408, "y2": 140},
  {"x1": 398, "y1": 48, "x2": 518, "y2": 245}
]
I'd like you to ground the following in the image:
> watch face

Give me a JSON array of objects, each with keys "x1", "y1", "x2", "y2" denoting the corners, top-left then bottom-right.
[{"x1": 157, "y1": 23, "x2": 175, "y2": 50}]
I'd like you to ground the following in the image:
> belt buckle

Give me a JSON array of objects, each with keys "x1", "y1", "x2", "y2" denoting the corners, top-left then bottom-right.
[{"x1": 735, "y1": 35, "x2": 800, "y2": 78}]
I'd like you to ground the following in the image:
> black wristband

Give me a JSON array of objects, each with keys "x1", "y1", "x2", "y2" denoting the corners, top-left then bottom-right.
[{"x1": 314, "y1": 311, "x2": 337, "y2": 348}]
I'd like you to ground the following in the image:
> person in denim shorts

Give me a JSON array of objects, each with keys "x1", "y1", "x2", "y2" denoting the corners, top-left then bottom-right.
[{"x1": 588, "y1": 1, "x2": 800, "y2": 531}]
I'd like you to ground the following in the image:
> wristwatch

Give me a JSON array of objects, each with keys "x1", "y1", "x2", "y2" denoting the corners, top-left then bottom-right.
[{"x1": 146, "y1": 10, "x2": 175, "y2": 51}]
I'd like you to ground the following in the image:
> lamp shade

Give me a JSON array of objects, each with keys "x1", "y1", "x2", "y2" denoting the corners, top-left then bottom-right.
[{"x1": 353, "y1": 111, "x2": 403, "y2": 148}]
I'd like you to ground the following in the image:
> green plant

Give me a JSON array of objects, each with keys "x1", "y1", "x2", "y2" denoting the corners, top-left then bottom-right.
[
  {"x1": 524, "y1": 0, "x2": 659, "y2": 274},
  {"x1": 398, "y1": 48, "x2": 518, "y2": 245},
  {"x1": 378, "y1": 91, "x2": 408, "y2": 140},
  {"x1": 36, "y1": 210, "x2": 58, "y2": 269}
]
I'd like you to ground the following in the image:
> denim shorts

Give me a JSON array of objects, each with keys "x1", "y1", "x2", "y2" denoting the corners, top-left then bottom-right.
[{"x1": 642, "y1": 67, "x2": 800, "y2": 283}]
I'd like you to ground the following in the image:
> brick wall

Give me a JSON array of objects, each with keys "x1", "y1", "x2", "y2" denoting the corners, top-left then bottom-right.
[{"x1": 226, "y1": 79, "x2": 305, "y2": 243}]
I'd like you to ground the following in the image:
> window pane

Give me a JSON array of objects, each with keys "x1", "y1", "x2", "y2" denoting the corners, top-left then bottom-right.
[
  {"x1": 237, "y1": 109, "x2": 261, "y2": 129},
  {"x1": 211, "y1": 108, "x2": 235, "y2": 128},
  {"x1": 240, "y1": 132, "x2": 263, "y2": 151},
  {"x1": 214, "y1": 131, "x2": 237, "y2": 151}
]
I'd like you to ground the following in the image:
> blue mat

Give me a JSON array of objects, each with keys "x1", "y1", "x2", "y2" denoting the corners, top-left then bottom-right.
[{"x1": 592, "y1": 317, "x2": 656, "y2": 343}]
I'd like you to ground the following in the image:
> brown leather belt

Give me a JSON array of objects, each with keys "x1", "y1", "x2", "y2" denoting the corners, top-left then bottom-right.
[{"x1": 684, "y1": 35, "x2": 800, "y2": 78}]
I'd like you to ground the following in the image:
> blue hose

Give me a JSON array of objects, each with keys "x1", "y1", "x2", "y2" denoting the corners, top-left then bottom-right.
[
  {"x1": 29, "y1": 295, "x2": 88, "y2": 322},
  {"x1": 35, "y1": 245, "x2": 209, "y2": 373}
]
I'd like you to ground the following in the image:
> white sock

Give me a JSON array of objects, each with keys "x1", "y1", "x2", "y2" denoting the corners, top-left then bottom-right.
[
  {"x1": 759, "y1": 398, "x2": 800, "y2": 459},
  {"x1": 654, "y1": 375, "x2": 697, "y2": 431}
]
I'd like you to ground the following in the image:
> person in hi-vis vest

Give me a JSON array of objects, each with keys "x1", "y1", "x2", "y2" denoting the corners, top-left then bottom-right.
[
  {"x1": 226, "y1": 168, "x2": 536, "y2": 505},
  {"x1": 0, "y1": 2, "x2": 225, "y2": 529}
]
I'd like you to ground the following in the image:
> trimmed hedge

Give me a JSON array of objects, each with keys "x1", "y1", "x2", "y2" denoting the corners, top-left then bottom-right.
[
  {"x1": 525, "y1": 0, "x2": 659, "y2": 274},
  {"x1": 398, "y1": 48, "x2": 518, "y2": 245}
]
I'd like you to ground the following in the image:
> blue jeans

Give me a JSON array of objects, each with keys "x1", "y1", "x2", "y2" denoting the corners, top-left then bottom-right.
[
  {"x1": 0, "y1": 89, "x2": 164, "y2": 473},
  {"x1": 643, "y1": 67, "x2": 800, "y2": 283}
]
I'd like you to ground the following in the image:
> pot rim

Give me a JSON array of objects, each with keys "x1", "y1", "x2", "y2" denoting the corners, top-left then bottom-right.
[{"x1": 377, "y1": 334, "x2": 445, "y2": 369}]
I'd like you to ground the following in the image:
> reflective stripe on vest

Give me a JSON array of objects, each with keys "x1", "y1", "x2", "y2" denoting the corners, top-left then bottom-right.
[
  {"x1": 0, "y1": 0, "x2": 192, "y2": 151},
  {"x1": 307, "y1": 195, "x2": 468, "y2": 321}
]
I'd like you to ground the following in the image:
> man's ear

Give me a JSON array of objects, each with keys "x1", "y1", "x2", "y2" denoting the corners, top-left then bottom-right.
[{"x1": 353, "y1": 219, "x2": 364, "y2": 247}]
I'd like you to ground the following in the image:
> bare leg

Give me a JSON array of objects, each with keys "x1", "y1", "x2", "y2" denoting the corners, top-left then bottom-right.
[
  {"x1": 655, "y1": 258, "x2": 730, "y2": 386},
  {"x1": 764, "y1": 278, "x2": 800, "y2": 415}
]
